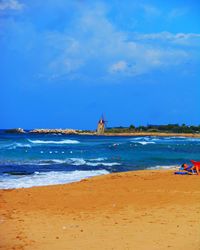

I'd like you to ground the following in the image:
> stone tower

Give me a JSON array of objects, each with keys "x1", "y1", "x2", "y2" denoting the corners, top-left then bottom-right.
[{"x1": 97, "y1": 117, "x2": 105, "y2": 135}]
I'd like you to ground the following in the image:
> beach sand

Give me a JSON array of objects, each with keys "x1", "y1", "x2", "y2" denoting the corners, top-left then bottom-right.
[{"x1": 0, "y1": 170, "x2": 200, "y2": 250}]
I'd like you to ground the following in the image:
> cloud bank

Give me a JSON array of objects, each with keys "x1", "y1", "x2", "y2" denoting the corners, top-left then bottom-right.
[
  {"x1": 0, "y1": 0, "x2": 24, "y2": 11},
  {"x1": 1, "y1": 1, "x2": 200, "y2": 83}
]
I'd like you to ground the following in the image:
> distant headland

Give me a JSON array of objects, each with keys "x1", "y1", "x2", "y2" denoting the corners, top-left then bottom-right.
[{"x1": 3, "y1": 123, "x2": 200, "y2": 138}]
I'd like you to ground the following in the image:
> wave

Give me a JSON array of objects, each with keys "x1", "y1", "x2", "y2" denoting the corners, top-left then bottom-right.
[
  {"x1": 135, "y1": 141, "x2": 155, "y2": 145},
  {"x1": 130, "y1": 137, "x2": 157, "y2": 145},
  {"x1": 89, "y1": 157, "x2": 107, "y2": 161},
  {"x1": 147, "y1": 165, "x2": 179, "y2": 170},
  {"x1": 130, "y1": 136, "x2": 200, "y2": 143},
  {"x1": 36, "y1": 159, "x2": 67, "y2": 165},
  {"x1": 14, "y1": 143, "x2": 32, "y2": 148},
  {"x1": 41, "y1": 158, "x2": 120, "y2": 167},
  {"x1": 62, "y1": 158, "x2": 120, "y2": 167},
  {"x1": 28, "y1": 139, "x2": 80, "y2": 144},
  {"x1": 0, "y1": 143, "x2": 32, "y2": 150},
  {"x1": 129, "y1": 137, "x2": 144, "y2": 141},
  {"x1": 182, "y1": 138, "x2": 200, "y2": 142},
  {"x1": 130, "y1": 136, "x2": 155, "y2": 141},
  {"x1": 0, "y1": 158, "x2": 120, "y2": 168},
  {"x1": 86, "y1": 162, "x2": 120, "y2": 166},
  {"x1": 0, "y1": 170, "x2": 109, "y2": 189}
]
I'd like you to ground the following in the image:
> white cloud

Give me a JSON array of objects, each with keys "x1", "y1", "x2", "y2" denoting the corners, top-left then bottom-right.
[
  {"x1": 0, "y1": 0, "x2": 24, "y2": 11},
  {"x1": 135, "y1": 31, "x2": 200, "y2": 40},
  {"x1": 42, "y1": 8, "x2": 196, "y2": 79},
  {"x1": 1, "y1": 2, "x2": 198, "y2": 82},
  {"x1": 109, "y1": 48, "x2": 189, "y2": 77},
  {"x1": 134, "y1": 31, "x2": 200, "y2": 46}
]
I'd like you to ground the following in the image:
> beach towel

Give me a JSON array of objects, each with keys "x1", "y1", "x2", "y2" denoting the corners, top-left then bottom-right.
[{"x1": 174, "y1": 171, "x2": 189, "y2": 175}]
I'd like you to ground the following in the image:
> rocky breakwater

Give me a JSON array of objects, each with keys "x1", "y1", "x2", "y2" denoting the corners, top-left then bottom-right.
[
  {"x1": 5, "y1": 128, "x2": 25, "y2": 134},
  {"x1": 29, "y1": 128, "x2": 79, "y2": 135}
]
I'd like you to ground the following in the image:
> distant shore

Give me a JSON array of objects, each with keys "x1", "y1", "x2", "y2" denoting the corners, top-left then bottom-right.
[
  {"x1": 1, "y1": 169, "x2": 200, "y2": 250},
  {"x1": 102, "y1": 132, "x2": 200, "y2": 138},
  {"x1": 4, "y1": 128, "x2": 200, "y2": 138}
]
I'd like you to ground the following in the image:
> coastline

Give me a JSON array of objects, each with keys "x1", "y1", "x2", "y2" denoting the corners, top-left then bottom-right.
[
  {"x1": 102, "y1": 132, "x2": 200, "y2": 138},
  {"x1": 1, "y1": 169, "x2": 200, "y2": 250},
  {"x1": 5, "y1": 128, "x2": 200, "y2": 138}
]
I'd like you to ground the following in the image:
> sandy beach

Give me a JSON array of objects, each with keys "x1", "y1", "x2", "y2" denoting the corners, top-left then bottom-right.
[{"x1": 0, "y1": 170, "x2": 200, "y2": 250}]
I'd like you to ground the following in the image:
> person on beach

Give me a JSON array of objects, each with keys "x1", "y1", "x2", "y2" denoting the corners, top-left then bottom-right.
[
  {"x1": 190, "y1": 160, "x2": 200, "y2": 175},
  {"x1": 181, "y1": 163, "x2": 200, "y2": 175}
]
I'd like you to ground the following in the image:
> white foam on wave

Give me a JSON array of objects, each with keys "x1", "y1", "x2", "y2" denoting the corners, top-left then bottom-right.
[
  {"x1": 0, "y1": 143, "x2": 32, "y2": 150},
  {"x1": 68, "y1": 158, "x2": 86, "y2": 166},
  {"x1": 37, "y1": 159, "x2": 67, "y2": 165},
  {"x1": 0, "y1": 170, "x2": 109, "y2": 189},
  {"x1": 36, "y1": 158, "x2": 120, "y2": 167},
  {"x1": 147, "y1": 165, "x2": 179, "y2": 170},
  {"x1": 89, "y1": 157, "x2": 107, "y2": 162},
  {"x1": 183, "y1": 137, "x2": 200, "y2": 142},
  {"x1": 64, "y1": 158, "x2": 119, "y2": 167},
  {"x1": 130, "y1": 137, "x2": 157, "y2": 145},
  {"x1": 135, "y1": 141, "x2": 155, "y2": 145},
  {"x1": 87, "y1": 162, "x2": 120, "y2": 167},
  {"x1": 28, "y1": 139, "x2": 80, "y2": 144},
  {"x1": 129, "y1": 137, "x2": 144, "y2": 141},
  {"x1": 130, "y1": 136, "x2": 200, "y2": 143},
  {"x1": 0, "y1": 158, "x2": 120, "y2": 167},
  {"x1": 15, "y1": 143, "x2": 32, "y2": 148}
]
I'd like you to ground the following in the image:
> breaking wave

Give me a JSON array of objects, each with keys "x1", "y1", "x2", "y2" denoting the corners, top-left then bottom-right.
[
  {"x1": 0, "y1": 170, "x2": 109, "y2": 189},
  {"x1": 0, "y1": 158, "x2": 121, "y2": 167},
  {"x1": 147, "y1": 165, "x2": 179, "y2": 170},
  {"x1": 28, "y1": 139, "x2": 80, "y2": 144},
  {"x1": 38, "y1": 158, "x2": 120, "y2": 167},
  {"x1": 135, "y1": 141, "x2": 155, "y2": 145},
  {"x1": 0, "y1": 143, "x2": 32, "y2": 150}
]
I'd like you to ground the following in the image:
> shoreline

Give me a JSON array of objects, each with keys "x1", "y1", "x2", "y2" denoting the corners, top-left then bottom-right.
[
  {"x1": 0, "y1": 167, "x2": 179, "y2": 191},
  {"x1": 1, "y1": 169, "x2": 200, "y2": 250},
  {"x1": 101, "y1": 132, "x2": 200, "y2": 138},
  {"x1": 3, "y1": 128, "x2": 200, "y2": 138}
]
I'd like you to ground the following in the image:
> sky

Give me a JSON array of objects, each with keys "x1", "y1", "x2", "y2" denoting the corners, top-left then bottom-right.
[{"x1": 0, "y1": 0, "x2": 200, "y2": 129}]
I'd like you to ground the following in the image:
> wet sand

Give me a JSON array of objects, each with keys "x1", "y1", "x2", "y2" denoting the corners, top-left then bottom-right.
[{"x1": 0, "y1": 170, "x2": 200, "y2": 250}]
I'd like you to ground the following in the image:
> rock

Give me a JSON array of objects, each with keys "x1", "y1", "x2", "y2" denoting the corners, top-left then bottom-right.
[
  {"x1": 29, "y1": 128, "x2": 79, "y2": 135},
  {"x1": 5, "y1": 128, "x2": 25, "y2": 134}
]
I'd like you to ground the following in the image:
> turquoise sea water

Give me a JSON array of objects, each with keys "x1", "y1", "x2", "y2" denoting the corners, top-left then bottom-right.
[{"x1": 0, "y1": 130, "x2": 200, "y2": 189}]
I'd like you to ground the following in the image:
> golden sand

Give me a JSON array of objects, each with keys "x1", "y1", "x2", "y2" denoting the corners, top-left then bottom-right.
[{"x1": 0, "y1": 170, "x2": 200, "y2": 250}]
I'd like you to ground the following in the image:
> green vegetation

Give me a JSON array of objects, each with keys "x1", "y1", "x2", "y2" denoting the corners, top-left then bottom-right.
[{"x1": 105, "y1": 124, "x2": 200, "y2": 134}]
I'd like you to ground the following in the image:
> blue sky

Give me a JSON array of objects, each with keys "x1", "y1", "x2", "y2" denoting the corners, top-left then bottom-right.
[{"x1": 0, "y1": 0, "x2": 200, "y2": 129}]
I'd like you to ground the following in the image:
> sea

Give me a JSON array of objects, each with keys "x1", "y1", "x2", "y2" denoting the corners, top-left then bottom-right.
[{"x1": 0, "y1": 130, "x2": 200, "y2": 189}]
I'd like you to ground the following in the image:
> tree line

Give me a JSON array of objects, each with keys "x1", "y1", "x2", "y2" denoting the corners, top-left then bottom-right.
[{"x1": 105, "y1": 124, "x2": 200, "y2": 134}]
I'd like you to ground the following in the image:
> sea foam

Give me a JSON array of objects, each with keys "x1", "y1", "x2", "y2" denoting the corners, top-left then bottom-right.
[
  {"x1": 0, "y1": 170, "x2": 109, "y2": 189},
  {"x1": 28, "y1": 139, "x2": 80, "y2": 144},
  {"x1": 86, "y1": 162, "x2": 120, "y2": 167},
  {"x1": 134, "y1": 141, "x2": 155, "y2": 145},
  {"x1": 147, "y1": 165, "x2": 179, "y2": 170},
  {"x1": 44, "y1": 158, "x2": 120, "y2": 167},
  {"x1": 0, "y1": 143, "x2": 32, "y2": 150}
]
